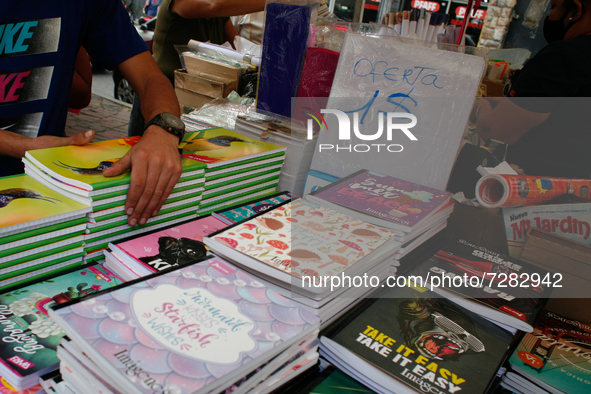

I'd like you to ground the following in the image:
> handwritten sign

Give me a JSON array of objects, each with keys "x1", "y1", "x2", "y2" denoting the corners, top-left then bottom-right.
[
  {"x1": 310, "y1": 34, "x2": 485, "y2": 190},
  {"x1": 131, "y1": 284, "x2": 255, "y2": 363}
]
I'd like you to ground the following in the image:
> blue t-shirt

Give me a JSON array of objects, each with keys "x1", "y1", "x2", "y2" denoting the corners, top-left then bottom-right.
[{"x1": 0, "y1": 0, "x2": 148, "y2": 176}]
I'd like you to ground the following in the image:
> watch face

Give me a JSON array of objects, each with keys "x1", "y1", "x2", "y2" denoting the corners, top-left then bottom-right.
[{"x1": 162, "y1": 112, "x2": 185, "y2": 129}]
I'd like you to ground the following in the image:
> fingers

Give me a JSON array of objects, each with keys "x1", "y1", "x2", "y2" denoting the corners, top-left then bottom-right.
[
  {"x1": 30, "y1": 130, "x2": 95, "y2": 152},
  {"x1": 102, "y1": 152, "x2": 132, "y2": 177},
  {"x1": 126, "y1": 153, "x2": 158, "y2": 227},
  {"x1": 151, "y1": 174, "x2": 180, "y2": 217},
  {"x1": 123, "y1": 143, "x2": 183, "y2": 227},
  {"x1": 68, "y1": 130, "x2": 95, "y2": 145}
]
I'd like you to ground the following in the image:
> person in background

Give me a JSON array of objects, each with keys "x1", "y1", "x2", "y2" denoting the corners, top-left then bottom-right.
[
  {"x1": 470, "y1": 0, "x2": 591, "y2": 179},
  {"x1": 1, "y1": 0, "x2": 185, "y2": 228},
  {"x1": 128, "y1": 0, "x2": 265, "y2": 136},
  {"x1": 232, "y1": 11, "x2": 265, "y2": 45},
  {"x1": 144, "y1": 0, "x2": 162, "y2": 17}
]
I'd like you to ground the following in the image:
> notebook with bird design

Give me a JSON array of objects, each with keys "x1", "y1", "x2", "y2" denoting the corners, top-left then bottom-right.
[
  {"x1": 0, "y1": 174, "x2": 91, "y2": 236},
  {"x1": 180, "y1": 128, "x2": 286, "y2": 169},
  {"x1": 24, "y1": 136, "x2": 207, "y2": 194}
]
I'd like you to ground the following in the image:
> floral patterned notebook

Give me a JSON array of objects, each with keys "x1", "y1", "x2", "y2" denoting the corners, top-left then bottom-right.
[{"x1": 208, "y1": 199, "x2": 399, "y2": 280}]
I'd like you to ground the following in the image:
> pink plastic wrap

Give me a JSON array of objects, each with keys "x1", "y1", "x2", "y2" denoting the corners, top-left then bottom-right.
[{"x1": 296, "y1": 47, "x2": 340, "y2": 98}]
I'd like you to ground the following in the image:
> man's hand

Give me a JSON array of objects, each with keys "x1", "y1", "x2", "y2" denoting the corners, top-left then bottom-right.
[
  {"x1": 103, "y1": 126, "x2": 182, "y2": 227},
  {"x1": 29, "y1": 130, "x2": 96, "y2": 151},
  {"x1": 0, "y1": 129, "x2": 95, "y2": 158},
  {"x1": 109, "y1": 51, "x2": 184, "y2": 227}
]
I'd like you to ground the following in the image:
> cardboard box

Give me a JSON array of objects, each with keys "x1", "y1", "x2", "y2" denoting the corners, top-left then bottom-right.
[
  {"x1": 174, "y1": 69, "x2": 236, "y2": 99},
  {"x1": 481, "y1": 79, "x2": 506, "y2": 97},
  {"x1": 174, "y1": 87, "x2": 212, "y2": 111},
  {"x1": 182, "y1": 53, "x2": 242, "y2": 85}
]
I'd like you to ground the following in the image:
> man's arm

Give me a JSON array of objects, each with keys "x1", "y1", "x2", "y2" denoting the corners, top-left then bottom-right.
[
  {"x1": 171, "y1": 0, "x2": 265, "y2": 19},
  {"x1": 102, "y1": 51, "x2": 183, "y2": 227},
  {"x1": 0, "y1": 129, "x2": 96, "y2": 159},
  {"x1": 70, "y1": 47, "x2": 93, "y2": 110},
  {"x1": 472, "y1": 98, "x2": 550, "y2": 145},
  {"x1": 224, "y1": 19, "x2": 238, "y2": 47}
]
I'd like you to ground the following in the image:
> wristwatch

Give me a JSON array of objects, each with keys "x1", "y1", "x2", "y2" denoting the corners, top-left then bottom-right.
[{"x1": 144, "y1": 112, "x2": 185, "y2": 141}]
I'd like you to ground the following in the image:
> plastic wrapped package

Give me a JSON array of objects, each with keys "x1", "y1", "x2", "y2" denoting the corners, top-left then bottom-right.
[
  {"x1": 296, "y1": 47, "x2": 340, "y2": 98},
  {"x1": 313, "y1": 20, "x2": 391, "y2": 52},
  {"x1": 233, "y1": 113, "x2": 318, "y2": 196},
  {"x1": 295, "y1": 20, "x2": 389, "y2": 99},
  {"x1": 240, "y1": 72, "x2": 259, "y2": 98},
  {"x1": 309, "y1": 33, "x2": 486, "y2": 191},
  {"x1": 183, "y1": 92, "x2": 255, "y2": 130},
  {"x1": 292, "y1": 21, "x2": 391, "y2": 128},
  {"x1": 256, "y1": 0, "x2": 318, "y2": 117},
  {"x1": 523, "y1": 0, "x2": 551, "y2": 29}
]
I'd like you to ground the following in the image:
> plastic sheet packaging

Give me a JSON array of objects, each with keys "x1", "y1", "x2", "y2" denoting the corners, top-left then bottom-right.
[
  {"x1": 309, "y1": 33, "x2": 487, "y2": 191},
  {"x1": 233, "y1": 36, "x2": 262, "y2": 59},
  {"x1": 296, "y1": 20, "x2": 391, "y2": 99},
  {"x1": 184, "y1": 92, "x2": 255, "y2": 130},
  {"x1": 256, "y1": 0, "x2": 318, "y2": 117},
  {"x1": 292, "y1": 20, "x2": 397, "y2": 127},
  {"x1": 487, "y1": 48, "x2": 532, "y2": 68},
  {"x1": 476, "y1": 174, "x2": 591, "y2": 208},
  {"x1": 180, "y1": 50, "x2": 255, "y2": 74},
  {"x1": 523, "y1": 0, "x2": 551, "y2": 29},
  {"x1": 240, "y1": 72, "x2": 259, "y2": 98}
]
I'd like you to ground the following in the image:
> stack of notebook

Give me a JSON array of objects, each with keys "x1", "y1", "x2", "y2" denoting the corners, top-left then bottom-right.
[
  {"x1": 319, "y1": 283, "x2": 515, "y2": 394},
  {"x1": 503, "y1": 309, "x2": 591, "y2": 394},
  {"x1": 103, "y1": 215, "x2": 227, "y2": 280},
  {"x1": 48, "y1": 256, "x2": 320, "y2": 394},
  {"x1": 22, "y1": 136, "x2": 208, "y2": 260},
  {"x1": 204, "y1": 199, "x2": 402, "y2": 328},
  {"x1": 406, "y1": 238, "x2": 552, "y2": 333},
  {"x1": 306, "y1": 170, "x2": 453, "y2": 272},
  {"x1": 183, "y1": 128, "x2": 286, "y2": 216},
  {"x1": 0, "y1": 174, "x2": 91, "y2": 290},
  {"x1": 0, "y1": 262, "x2": 122, "y2": 391},
  {"x1": 212, "y1": 190, "x2": 292, "y2": 225}
]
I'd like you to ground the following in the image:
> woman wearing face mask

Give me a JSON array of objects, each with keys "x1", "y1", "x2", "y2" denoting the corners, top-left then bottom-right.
[{"x1": 469, "y1": 0, "x2": 591, "y2": 179}]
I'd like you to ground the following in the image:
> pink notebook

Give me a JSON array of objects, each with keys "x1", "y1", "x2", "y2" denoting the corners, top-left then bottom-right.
[{"x1": 108, "y1": 216, "x2": 227, "y2": 276}]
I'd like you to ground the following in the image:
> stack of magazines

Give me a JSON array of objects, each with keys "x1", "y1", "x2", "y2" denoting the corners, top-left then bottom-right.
[
  {"x1": 48, "y1": 256, "x2": 320, "y2": 394},
  {"x1": 503, "y1": 309, "x2": 591, "y2": 394},
  {"x1": 187, "y1": 128, "x2": 287, "y2": 216},
  {"x1": 306, "y1": 170, "x2": 453, "y2": 273},
  {"x1": 205, "y1": 199, "x2": 402, "y2": 328},
  {"x1": 405, "y1": 238, "x2": 552, "y2": 333},
  {"x1": 0, "y1": 174, "x2": 90, "y2": 290}
]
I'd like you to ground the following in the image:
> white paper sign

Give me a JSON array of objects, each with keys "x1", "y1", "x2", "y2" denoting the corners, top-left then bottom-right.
[{"x1": 310, "y1": 34, "x2": 485, "y2": 190}]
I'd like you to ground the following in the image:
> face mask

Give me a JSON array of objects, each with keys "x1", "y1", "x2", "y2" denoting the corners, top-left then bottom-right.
[{"x1": 543, "y1": 10, "x2": 575, "y2": 43}]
